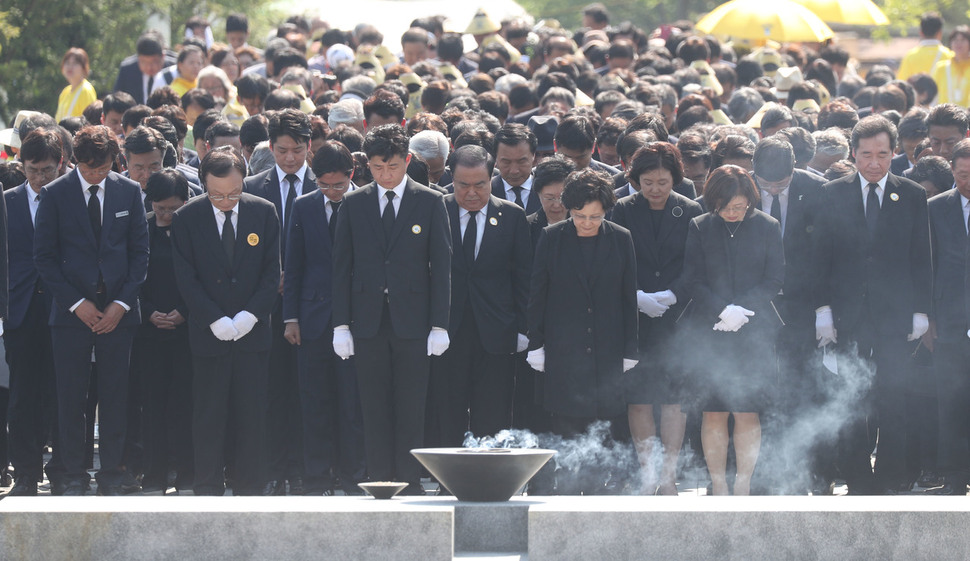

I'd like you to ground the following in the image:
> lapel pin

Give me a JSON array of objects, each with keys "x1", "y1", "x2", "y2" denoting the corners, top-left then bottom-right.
[
  {"x1": 671, "y1": 206, "x2": 683, "y2": 218},
  {"x1": 890, "y1": 192, "x2": 899, "y2": 202},
  {"x1": 412, "y1": 224, "x2": 422, "y2": 234},
  {"x1": 798, "y1": 194, "x2": 804, "y2": 201},
  {"x1": 247, "y1": 233, "x2": 259, "y2": 246},
  {"x1": 489, "y1": 217, "x2": 498, "y2": 226}
]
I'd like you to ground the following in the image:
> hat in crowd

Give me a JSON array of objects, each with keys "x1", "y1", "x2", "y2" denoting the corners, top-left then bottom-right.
[
  {"x1": 354, "y1": 48, "x2": 386, "y2": 84},
  {"x1": 466, "y1": 9, "x2": 501, "y2": 35},
  {"x1": 770, "y1": 66, "x2": 803, "y2": 100},
  {"x1": 792, "y1": 98, "x2": 821, "y2": 113},
  {"x1": 0, "y1": 110, "x2": 42, "y2": 149},
  {"x1": 326, "y1": 44, "x2": 355, "y2": 70},
  {"x1": 751, "y1": 48, "x2": 784, "y2": 78},
  {"x1": 438, "y1": 63, "x2": 468, "y2": 89},
  {"x1": 528, "y1": 115, "x2": 559, "y2": 152},
  {"x1": 746, "y1": 101, "x2": 781, "y2": 129}
]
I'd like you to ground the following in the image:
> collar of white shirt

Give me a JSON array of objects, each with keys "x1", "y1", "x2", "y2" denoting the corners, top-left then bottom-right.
[
  {"x1": 858, "y1": 173, "x2": 888, "y2": 193},
  {"x1": 77, "y1": 168, "x2": 106, "y2": 194},
  {"x1": 379, "y1": 175, "x2": 408, "y2": 200},
  {"x1": 212, "y1": 201, "x2": 240, "y2": 220},
  {"x1": 276, "y1": 164, "x2": 308, "y2": 188},
  {"x1": 503, "y1": 175, "x2": 533, "y2": 193}
]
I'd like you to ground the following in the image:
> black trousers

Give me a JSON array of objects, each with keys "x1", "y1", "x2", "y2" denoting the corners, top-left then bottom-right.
[
  {"x1": 297, "y1": 331, "x2": 366, "y2": 491},
  {"x1": 265, "y1": 311, "x2": 303, "y2": 482},
  {"x1": 5, "y1": 294, "x2": 62, "y2": 482},
  {"x1": 934, "y1": 339, "x2": 970, "y2": 486},
  {"x1": 432, "y1": 309, "x2": 515, "y2": 447},
  {"x1": 137, "y1": 330, "x2": 194, "y2": 489},
  {"x1": 354, "y1": 302, "x2": 430, "y2": 484},
  {"x1": 51, "y1": 324, "x2": 134, "y2": 488},
  {"x1": 192, "y1": 349, "x2": 269, "y2": 495}
]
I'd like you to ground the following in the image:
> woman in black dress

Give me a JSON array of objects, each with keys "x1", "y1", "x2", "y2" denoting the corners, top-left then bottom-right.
[
  {"x1": 682, "y1": 165, "x2": 784, "y2": 495},
  {"x1": 611, "y1": 143, "x2": 704, "y2": 495},
  {"x1": 527, "y1": 168, "x2": 638, "y2": 494}
]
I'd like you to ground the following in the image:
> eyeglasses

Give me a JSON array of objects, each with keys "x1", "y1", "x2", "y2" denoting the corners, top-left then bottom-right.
[
  {"x1": 152, "y1": 205, "x2": 183, "y2": 215},
  {"x1": 572, "y1": 212, "x2": 605, "y2": 224},
  {"x1": 207, "y1": 193, "x2": 242, "y2": 202},
  {"x1": 540, "y1": 195, "x2": 563, "y2": 203},
  {"x1": 316, "y1": 178, "x2": 351, "y2": 191},
  {"x1": 718, "y1": 203, "x2": 749, "y2": 214}
]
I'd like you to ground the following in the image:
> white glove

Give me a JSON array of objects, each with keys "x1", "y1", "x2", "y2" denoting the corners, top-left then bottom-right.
[
  {"x1": 516, "y1": 333, "x2": 529, "y2": 353},
  {"x1": 210, "y1": 316, "x2": 239, "y2": 341},
  {"x1": 637, "y1": 290, "x2": 669, "y2": 318},
  {"x1": 815, "y1": 306, "x2": 837, "y2": 347},
  {"x1": 654, "y1": 290, "x2": 677, "y2": 307},
  {"x1": 231, "y1": 311, "x2": 258, "y2": 341},
  {"x1": 623, "y1": 358, "x2": 638, "y2": 372},
  {"x1": 718, "y1": 304, "x2": 755, "y2": 331},
  {"x1": 333, "y1": 325, "x2": 354, "y2": 359},
  {"x1": 908, "y1": 313, "x2": 929, "y2": 342},
  {"x1": 0, "y1": 319, "x2": 5, "y2": 337},
  {"x1": 527, "y1": 347, "x2": 545, "y2": 372},
  {"x1": 427, "y1": 327, "x2": 450, "y2": 356}
]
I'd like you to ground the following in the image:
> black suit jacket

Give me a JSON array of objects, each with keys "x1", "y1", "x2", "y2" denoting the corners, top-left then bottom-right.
[
  {"x1": 890, "y1": 153, "x2": 911, "y2": 176},
  {"x1": 332, "y1": 178, "x2": 452, "y2": 339},
  {"x1": 928, "y1": 189, "x2": 970, "y2": 343},
  {"x1": 445, "y1": 195, "x2": 531, "y2": 354},
  {"x1": 113, "y1": 52, "x2": 178, "y2": 105},
  {"x1": 283, "y1": 189, "x2": 334, "y2": 341},
  {"x1": 491, "y1": 174, "x2": 541, "y2": 215},
  {"x1": 33, "y1": 169, "x2": 148, "y2": 327},
  {"x1": 527, "y1": 218, "x2": 638, "y2": 418},
  {"x1": 5, "y1": 183, "x2": 35, "y2": 329},
  {"x1": 813, "y1": 173, "x2": 931, "y2": 337},
  {"x1": 171, "y1": 193, "x2": 281, "y2": 356},
  {"x1": 244, "y1": 167, "x2": 316, "y2": 264}
]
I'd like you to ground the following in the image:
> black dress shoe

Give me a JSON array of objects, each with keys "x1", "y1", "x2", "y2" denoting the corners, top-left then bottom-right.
[
  {"x1": 120, "y1": 472, "x2": 143, "y2": 495},
  {"x1": 0, "y1": 472, "x2": 12, "y2": 487},
  {"x1": 96, "y1": 485, "x2": 124, "y2": 496},
  {"x1": 927, "y1": 483, "x2": 968, "y2": 495},
  {"x1": 6, "y1": 480, "x2": 38, "y2": 496},
  {"x1": 917, "y1": 471, "x2": 945, "y2": 488},
  {"x1": 261, "y1": 480, "x2": 286, "y2": 496},
  {"x1": 287, "y1": 477, "x2": 306, "y2": 495},
  {"x1": 62, "y1": 484, "x2": 87, "y2": 496}
]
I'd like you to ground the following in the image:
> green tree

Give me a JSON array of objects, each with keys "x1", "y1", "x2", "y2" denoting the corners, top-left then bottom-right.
[{"x1": 0, "y1": 0, "x2": 281, "y2": 124}]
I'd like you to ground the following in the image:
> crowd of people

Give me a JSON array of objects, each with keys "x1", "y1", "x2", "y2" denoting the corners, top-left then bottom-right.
[{"x1": 0, "y1": 4, "x2": 968, "y2": 497}]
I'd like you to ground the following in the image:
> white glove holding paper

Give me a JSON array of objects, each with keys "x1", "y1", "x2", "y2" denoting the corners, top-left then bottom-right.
[
  {"x1": 231, "y1": 311, "x2": 258, "y2": 340},
  {"x1": 815, "y1": 306, "x2": 837, "y2": 347},
  {"x1": 637, "y1": 290, "x2": 668, "y2": 318},
  {"x1": 527, "y1": 347, "x2": 545, "y2": 372},
  {"x1": 427, "y1": 327, "x2": 450, "y2": 356},
  {"x1": 210, "y1": 316, "x2": 239, "y2": 341},
  {"x1": 516, "y1": 333, "x2": 529, "y2": 353},
  {"x1": 907, "y1": 313, "x2": 929, "y2": 342},
  {"x1": 333, "y1": 325, "x2": 354, "y2": 359}
]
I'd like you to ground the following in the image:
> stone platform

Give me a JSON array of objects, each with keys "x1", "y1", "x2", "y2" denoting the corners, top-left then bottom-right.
[{"x1": 3, "y1": 496, "x2": 970, "y2": 560}]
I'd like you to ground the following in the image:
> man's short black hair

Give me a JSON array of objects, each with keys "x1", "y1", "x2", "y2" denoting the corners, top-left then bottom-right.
[
  {"x1": 327, "y1": 124, "x2": 365, "y2": 153},
  {"x1": 617, "y1": 129, "x2": 657, "y2": 166},
  {"x1": 625, "y1": 112, "x2": 670, "y2": 142},
  {"x1": 150, "y1": 105, "x2": 189, "y2": 140},
  {"x1": 363, "y1": 91, "x2": 406, "y2": 123},
  {"x1": 122, "y1": 105, "x2": 153, "y2": 131},
  {"x1": 897, "y1": 108, "x2": 929, "y2": 142},
  {"x1": 124, "y1": 125, "x2": 169, "y2": 156},
  {"x1": 583, "y1": 2, "x2": 610, "y2": 24},
  {"x1": 493, "y1": 123, "x2": 538, "y2": 154},
  {"x1": 909, "y1": 155, "x2": 953, "y2": 193},
  {"x1": 136, "y1": 32, "x2": 165, "y2": 57},
  {"x1": 273, "y1": 48, "x2": 308, "y2": 76},
  {"x1": 268, "y1": 108, "x2": 311, "y2": 144},
  {"x1": 438, "y1": 33, "x2": 464, "y2": 62},
  {"x1": 146, "y1": 87, "x2": 181, "y2": 110},
  {"x1": 73, "y1": 125, "x2": 120, "y2": 166},
  {"x1": 19, "y1": 129, "x2": 63, "y2": 164},
  {"x1": 145, "y1": 168, "x2": 190, "y2": 202},
  {"x1": 927, "y1": 103, "x2": 970, "y2": 136},
  {"x1": 142, "y1": 116, "x2": 181, "y2": 151},
  {"x1": 240, "y1": 115, "x2": 269, "y2": 151},
  {"x1": 451, "y1": 144, "x2": 495, "y2": 177},
  {"x1": 264, "y1": 89, "x2": 302, "y2": 111},
  {"x1": 226, "y1": 13, "x2": 249, "y2": 33},
  {"x1": 554, "y1": 115, "x2": 596, "y2": 151},
  {"x1": 401, "y1": 27, "x2": 429, "y2": 46},
  {"x1": 199, "y1": 145, "x2": 247, "y2": 188},
  {"x1": 477, "y1": 91, "x2": 509, "y2": 123},
  {"x1": 235, "y1": 74, "x2": 271, "y2": 102},
  {"x1": 205, "y1": 120, "x2": 241, "y2": 146},
  {"x1": 181, "y1": 89, "x2": 216, "y2": 112},
  {"x1": 753, "y1": 136, "x2": 795, "y2": 181},
  {"x1": 774, "y1": 127, "x2": 816, "y2": 168},
  {"x1": 533, "y1": 155, "x2": 575, "y2": 193},
  {"x1": 508, "y1": 84, "x2": 538, "y2": 113},
  {"x1": 920, "y1": 12, "x2": 944, "y2": 38},
  {"x1": 193, "y1": 110, "x2": 225, "y2": 146},
  {"x1": 311, "y1": 140, "x2": 354, "y2": 177},
  {"x1": 363, "y1": 124, "x2": 410, "y2": 161},
  {"x1": 850, "y1": 115, "x2": 898, "y2": 152},
  {"x1": 102, "y1": 92, "x2": 136, "y2": 117}
]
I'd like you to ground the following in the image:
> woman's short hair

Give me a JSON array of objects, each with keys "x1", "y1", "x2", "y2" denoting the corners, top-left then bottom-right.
[
  {"x1": 533, "y1": 155, "x2": 575, "y2": 193},
  {"x1": 703, "y1": 165, "x2": 760, "y2": 215},
  {"x1": 561, "y1": 168, "x2": 617, "y2": 212},
  {"x1": 629, "y1": 142, "x2": 684, "y2": 189},
  {"x1": 145, "y1": 168, "x2": 190, "y2": 202},
  {"x1": 62, "y1": 48, "x2": 90, "y2": 77}
]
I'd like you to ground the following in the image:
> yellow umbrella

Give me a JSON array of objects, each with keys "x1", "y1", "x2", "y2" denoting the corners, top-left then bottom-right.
[
  {"x1": 696, "y1": 0, "x2": 834, "y2": 43},
  {"x1": 792, "y1": 0, "x2": 889, "y2": 26}
]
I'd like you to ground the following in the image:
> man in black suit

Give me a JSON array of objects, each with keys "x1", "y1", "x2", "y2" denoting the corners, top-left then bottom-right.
[
  {"x1": 332, "y1": 124, "x2": 452, "y2": 494},
  {"x1": 927, "y1": 104, "x2": 969, "y2": 163},
  {"x1": 283, "y1": 140, "x2": 365, "y2": 495},
  {"x1": 554, "y1": 114, "x2": 620, "y2": 177},
  {"x1": 434, "y1": 145, "x2": 531, "y2": 447},
  {"x1": 814, "y1": 116, "x2": 932, "y2": 494},
  {"x1": 113, "y1": 33, "x2": 176, "y2": 106},
  {"x1": 5, "y1": 130, "x2": 56, "y2": 496},
  {"x1": 171, "y1": 147, "x2": 281, "y2": 496},
  {"x1": 927, "y1": 139, "x2": 970, "y2": 494},
  {"x1": 124, "y1": 126, "x2": 202, "y2": 212},
  {"x1": 33, "y1": 125, "x2": 149, "y2": 495},
  {"x1": 752, "y1": 136, "x2": 827, "y2": 492},
  {"x1": 493, "y1": 124, "x2": 541, "y2": 215},
  {"x1": 244, "y1": 108, "x2": 315, "y2": 495}
]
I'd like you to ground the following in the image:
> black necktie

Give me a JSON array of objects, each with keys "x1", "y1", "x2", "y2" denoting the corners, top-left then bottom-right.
[
  {"x1": 87, "y1": 185, "x2": 101, "y2": 244},
  {"x1": 382, "y1": 191, "x2": 396, "y2": 244},
  {"x1": 511, "y1": 186, "x2": 524, "y2": 208},
  {"x1": 146, "y1": 74, "x2": 154, "y2": 101},
  {"x1": 329, "y1": 200, "x2": 341, "y2": 240},
  {"x1": 463, "y1": 210, "x2": 479, "y2": 264},
  {"x1": 866, "y1": 183, "x2": 880, "y2": 235},
  {"x1": 284, "y1": 173, "x2": 299, "y2": 225},
  {"x1": 769, "y1": 194, "x2": 782, "y2": 224},
  {"x1": 222, "y1": 209, "x2": 235, "y2": 262}
]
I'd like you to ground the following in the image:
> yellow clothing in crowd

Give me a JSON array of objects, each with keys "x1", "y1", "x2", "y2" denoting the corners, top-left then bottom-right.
[
  {"x1": 898, "y1": 40, "x2": 954, "y2": 81},
  {"x1": 169, "y1": 76, "x2": 198, "y2": 98},
  {"x1": 932, "y1": 57, "x2": 970, "y2": 107},
  {"x1": 55, "y1": 79, "x2": 97, "y2": 122}
]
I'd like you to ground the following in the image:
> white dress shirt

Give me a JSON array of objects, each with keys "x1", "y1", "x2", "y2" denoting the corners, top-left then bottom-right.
[
  {"x1": 212, "y1": 201, "x2": 240, "y2": 235},
  {"x1": 277, "y1": 163, "x2": 308, "y2": 225},
  {"x1": 503, "y1": 175, "x2": 533, "y2": 206},
  {"x1": 26, "y1": 184, "x2": 41, "y2": 225},
  {"x1": 961, "y1": 192, "x2": 970, "y2": 235},
  {"x1": 859, "y1": 173, "x2": 887, "y2": 212},
  {"x1": 378, "y1": 176, "x2": 407, "y2": 216},
  {"x1": 459, "y1": 207, "x2": 486, "y2": 259},
  {"x1": 760, "y1": 188, "x2": 789, "y2": 234}
]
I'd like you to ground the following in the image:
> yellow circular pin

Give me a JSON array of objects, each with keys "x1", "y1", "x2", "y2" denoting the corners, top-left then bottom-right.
[
  {"x1": 412, "y1": 224, "x2": 422, "y2": 234},
  {"x1": 247, "y1": 233, "x2": 259, "y2": 246},
  {"x1": 889, "y1": 193, "x2": 899, "y2": 201},
  {"x1": 489, "y1": 217, "x2": 498, "y2": 226}
]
